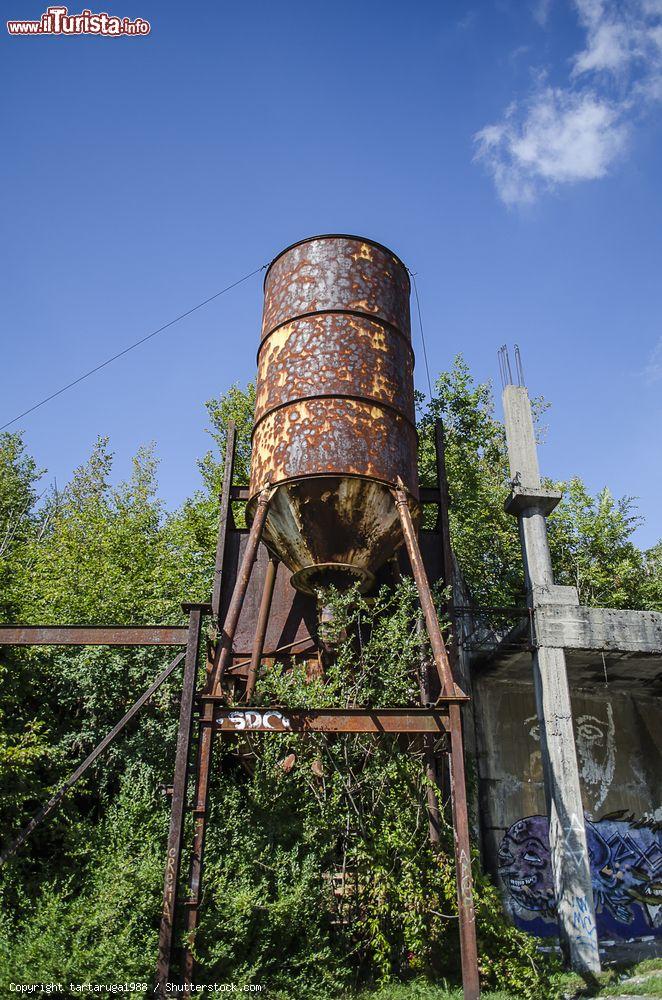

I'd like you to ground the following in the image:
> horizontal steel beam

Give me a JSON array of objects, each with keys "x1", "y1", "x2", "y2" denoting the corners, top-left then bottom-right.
[
  {"x1": 0, "y1": 626, "x2": 189, "y2": 646},
  {"x1": 228, "y1": 484, "x2": 442, "y2": 504},
  {"x1": 213, "y1": 707, "x2": 452, "y2": 734}
]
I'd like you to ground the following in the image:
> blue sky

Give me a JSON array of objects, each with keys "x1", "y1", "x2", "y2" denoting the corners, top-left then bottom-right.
[{"x1": 2, "y1": 0, "x2": 661, "y2": 547}]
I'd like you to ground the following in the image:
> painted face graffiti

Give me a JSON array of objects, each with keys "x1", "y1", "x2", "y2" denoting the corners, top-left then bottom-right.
[
  {"x1": 497, "y1": 816, "x2": 555, "y2": 915},
  {"x1": 575, "y1": 706, "x2": 616, "y2": 814},
  {"x1": 498, "y1": 813, "x2": 662, "y2": 941},
  {"x1": 524, "y1": 705, "x2": 616, "y2": 814}
]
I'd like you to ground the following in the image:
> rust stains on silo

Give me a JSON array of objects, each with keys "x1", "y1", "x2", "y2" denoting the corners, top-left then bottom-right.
[{"x1": 248, "y1": 235, "x2": 420, "y2": 595}]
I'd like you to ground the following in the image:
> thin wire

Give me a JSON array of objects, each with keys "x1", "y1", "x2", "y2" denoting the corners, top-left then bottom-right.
[
  {"x1": 408, "y1": 270, "x2": 433, "y2": 399},
  {"x1": 1, "y1": 264, "x2": 268, "y2": 432}
]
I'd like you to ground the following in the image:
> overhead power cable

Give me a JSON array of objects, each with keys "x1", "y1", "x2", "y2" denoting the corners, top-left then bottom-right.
[
  {"x1": 408, "y1": 270, "x2": 434, "y2": 400},
  {"x1": 1, "y1": 263, "x2": 268, "y2": 432}
]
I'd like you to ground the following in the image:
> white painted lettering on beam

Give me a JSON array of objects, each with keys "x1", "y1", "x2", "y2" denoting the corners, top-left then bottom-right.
[{"x1": 221, "y1": 710, "x2": 292, "y2": 731}]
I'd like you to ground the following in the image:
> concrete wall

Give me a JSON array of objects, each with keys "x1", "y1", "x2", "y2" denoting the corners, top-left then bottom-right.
[{"x1": 474, "y1": 675, "x2": 662, "y2": 951}]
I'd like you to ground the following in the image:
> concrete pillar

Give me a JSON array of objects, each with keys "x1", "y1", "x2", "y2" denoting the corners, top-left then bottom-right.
[{"x1": 502, "y1": 385, "x2": 601, "y2": 975}]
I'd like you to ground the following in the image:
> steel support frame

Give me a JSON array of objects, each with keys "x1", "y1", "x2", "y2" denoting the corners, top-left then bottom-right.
[
  {"x1": 0, "y1": 413, "x2": 481, "y2": 999},
  {"x1": 170, "y1": 478, "x2": 480, "y2": 997},
  {"x1": 155, "y1": 605, "x2": 205, "y2": 989},
  {"x1": 181, "y1": 421, "x2": 237, "y2": 984}
]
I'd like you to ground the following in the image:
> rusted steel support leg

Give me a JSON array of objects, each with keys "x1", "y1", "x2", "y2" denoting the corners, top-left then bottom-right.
[
  {"x1": 449, "y1": 702, "x2": 480, "y2": 1000},
  {"x1": 211, "y1": 421, "x2": 237, "y2": 622},
  {"x1": 182, "y1": 710, "x2": 216, "y2": 984},
  {"x1": 214, "y1": 485, "x2": 274, "y2": 690},
  {"x1": 423, "y1": 739, "x2": 441, "y2": 846},
  {"x1": 181, "y1": 453, "x2": 243, "y2": 984},
  {"x1": 394, "y1": 487, "x2": 480, "y2": 1000},
  {"x1": 180, "y1": 489, "x2": 272, "y2": 981},
  {"x1": 245, "y1": 555, "x2": 278, "y2": 702},
  {"x1": 393, "y1": 485, "x2": 455, "y2": 696},
  {"x1": 417, "y1": 616, "x2": 441, "y2": 846},
  {"x1": 155, "y1": 606, "x2": 204, "y2": 997}
]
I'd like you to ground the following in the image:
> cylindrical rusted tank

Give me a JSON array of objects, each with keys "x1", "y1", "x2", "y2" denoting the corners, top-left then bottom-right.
[{"x1": 247, "y1": 234, "x2": 419, "y2": 594}]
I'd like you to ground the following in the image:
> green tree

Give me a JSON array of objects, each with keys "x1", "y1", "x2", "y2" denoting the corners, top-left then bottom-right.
[
  {"x1": 1, "y1": 360, "x2": 660, "y2": 998},
  {"x1": 418, "y1": 357, "x2": 523, "y2": 609},
  {"x1": 418, "y1": 355, "x2": 662, "y2": 612},
  {"x1": 547, "y1": 479, "x2": 660, "y2": 609}
]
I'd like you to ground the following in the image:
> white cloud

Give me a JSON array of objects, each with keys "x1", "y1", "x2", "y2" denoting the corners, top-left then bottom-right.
[
  {"x1": 644, "y1": 336, "x2": 662, "y2": 382},
  {"x1": 475, "y1": 88, "x2": 629, "y2": 204},
  {"x1": 475, "y1": 0, "x2": 662, "y2": 205},
  {"x1": 572, "y1": 0, "x2": 662, "y2": 76}
]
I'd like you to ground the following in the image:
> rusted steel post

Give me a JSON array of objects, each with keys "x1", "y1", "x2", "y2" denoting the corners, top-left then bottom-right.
[
  {"x1": 448, "y1": 702, "x2": 481, "y2": 1000},
  {"x1": 417, "y1": 616, "x2": 441, "y2": 846},
  {"x1": 393, "y1": 485, "x2": 455, "y2": 696},
  {"x1": 433, "y1": 419, "x2": 454, "y2": 817},
  {"x1": 182, "y1": 692, "x2": 215, "y2": 984},
  {"x1": 183, "y1": 426, "x2": 240, "y2": 982},
  {"x1": 214, "y1": 484, "x2": 274, "y2": 688},
  {"x1": 245, "y1": 555, "x2": 278, "y2": 701},
  {"x1": 155, "y1": 605, "x2": 204, "y2": 996},
  {"x1": 181, "y1": 486, "x2": 272, "y2": 982},
  {"x1": 394, "y1": 487, "x2": 480, "y2": 1000},
  {"x1": 212, "y1": 421, "x2": 237, "y2": 622}
]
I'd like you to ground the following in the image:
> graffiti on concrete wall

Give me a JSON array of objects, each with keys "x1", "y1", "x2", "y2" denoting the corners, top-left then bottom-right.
[
  {"x1": 525, "y1": 703, "x2": 616, "y2": 813},
  {"x1": 498, "y1": 812, "x2": 662, "y2": 940}
]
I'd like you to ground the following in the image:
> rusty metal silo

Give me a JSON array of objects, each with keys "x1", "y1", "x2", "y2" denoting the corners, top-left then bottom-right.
[{"x1": 247, "y1": 235, "x2": 419, "y2": 595}]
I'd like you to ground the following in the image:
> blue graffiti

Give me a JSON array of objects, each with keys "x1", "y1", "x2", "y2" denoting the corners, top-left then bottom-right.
[{"x1": 498, "y1": 812, "x2": 662, "y2": 940}]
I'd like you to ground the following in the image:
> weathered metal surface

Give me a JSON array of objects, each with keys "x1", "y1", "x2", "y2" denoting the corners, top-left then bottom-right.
[
  {"x1": 252, "y1": 402, "x2": 418, "y2": 493},
  {"x1": 213, "y1": 707, "x2": 451, "y2": 733},
  {"x1": 0, "y1": 626, "x2": 188, "y2": 646},
  {"x1": 156, "y1": 609, "x2": 204, "y2": 995},
  {"x1": 183, "y1": 423, "x2": 238, "y2": 986},
  {"x1": 395, "y1": 488, "x2": 456, "y2": 697},
  {"x1": 219, "y1": 533, "x2": 317, "y2": 655},
  {"x1": 448, "y1": 702, "x2": 481, "y2": 1000},
  {"x1": 393, "y1": 488, "x2": 480, "y2": 999},
  {"x1": 256, "y1": 476, "x2": 414, "y2": 595},
  {"x1": 215, "y1": 528, "x2": 443, "y2": 655},
  {"x1": 211, "y1": 420, "x2": 237, "y2": 620},
  {"x1": 261, "y1": 235, "x2": 411, "y2": 341},
  {"x1": 235, "y1": 484, "x2": 441, "y2": 503},
  {"x1": 255, "y1": 313, "x2": 414, "y2": 425},
  {"x1": 246, "y1": 556, "x2": 278, "y2": 701},
  {"x1": 248, "y1": 235, "x2": 419, "y2": 594},
  {"x1": 215, "y1": 487, "x2": 273, "y2": 687}
]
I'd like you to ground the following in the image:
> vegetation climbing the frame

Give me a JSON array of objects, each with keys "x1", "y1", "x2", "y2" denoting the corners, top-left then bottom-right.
[{"x1": 0, "y1": 357, "x2": 660, "y2": 997}]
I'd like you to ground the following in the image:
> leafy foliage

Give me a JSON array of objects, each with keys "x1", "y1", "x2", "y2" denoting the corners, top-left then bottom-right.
[
  {"x1": 548, "y1": 479, "x2": 662, "y2": 609},
  {"x1": 0, "y1": 359, "x2": 660, "y2": 996}
]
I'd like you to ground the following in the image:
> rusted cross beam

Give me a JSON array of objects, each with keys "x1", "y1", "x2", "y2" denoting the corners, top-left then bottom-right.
[
  {"x1": 211, "y1": 706, "x2": 456, "y2": 733},
  {"x1": 0, "y1": 625, "x2": 188, "y2": 645}
]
